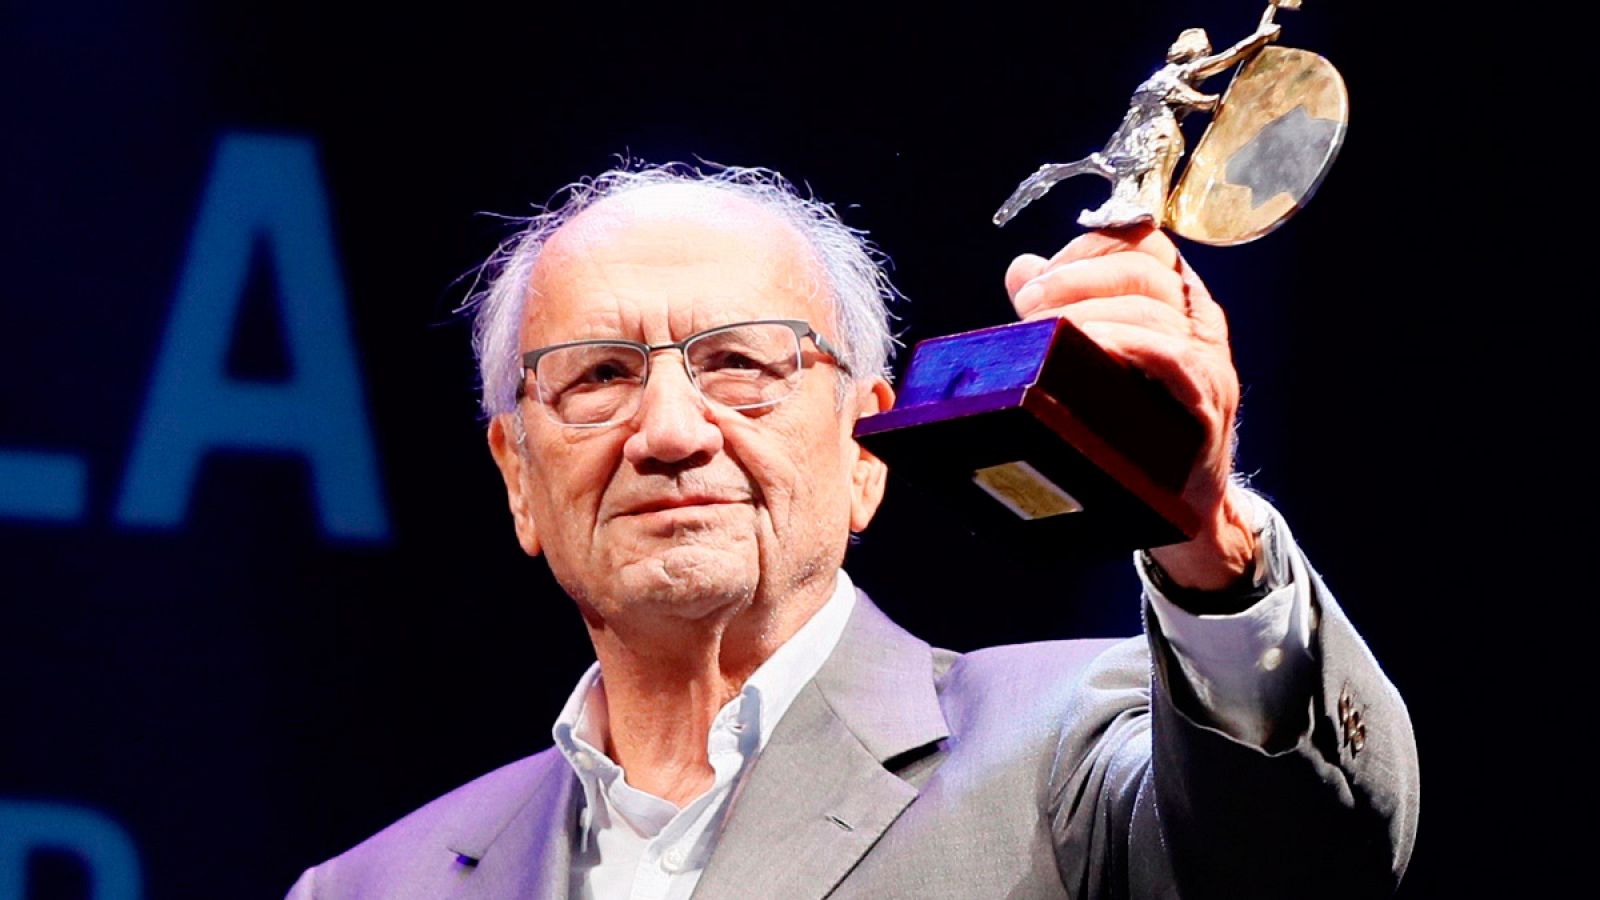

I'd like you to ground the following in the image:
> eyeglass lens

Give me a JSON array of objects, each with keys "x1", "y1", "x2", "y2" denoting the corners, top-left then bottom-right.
[{"x1": 533, "y1": 323, "x2": 805, "y2": 425}]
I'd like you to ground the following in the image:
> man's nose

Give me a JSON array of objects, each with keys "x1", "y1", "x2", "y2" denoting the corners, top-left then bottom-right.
[{"x1": 621, "y1": 354, "x2": 724, "y2": 467}]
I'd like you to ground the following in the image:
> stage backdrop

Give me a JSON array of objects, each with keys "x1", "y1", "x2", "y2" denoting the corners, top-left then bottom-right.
[{"x1": 3, "y1": 2, "x2": 1497, "y2": 896}]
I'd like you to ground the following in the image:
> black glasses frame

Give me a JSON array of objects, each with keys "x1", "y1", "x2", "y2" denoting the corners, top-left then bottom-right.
[{"x1": 515, "y1": 319, "x2": 852, "y2": 423}]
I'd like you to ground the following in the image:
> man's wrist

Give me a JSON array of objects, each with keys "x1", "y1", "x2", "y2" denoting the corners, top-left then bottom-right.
[
  {"x1": 1145, "y1": 484, "x2": 1259, "y2": 592},
  {"x1": 1140, "y1": 547, "x2": 1269, "y2": 615},
  {"x1": 1141, "y1": 487, "x2": 1280, "y2": 615}
]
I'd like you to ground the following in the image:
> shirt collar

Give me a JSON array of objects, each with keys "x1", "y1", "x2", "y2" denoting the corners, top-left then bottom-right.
[
  {"x1": 739, "y1": 569, "x2": 857, "y2": 749},
  {"x1": 551, "y1": 569, "x2": 858, "y2": 791}
]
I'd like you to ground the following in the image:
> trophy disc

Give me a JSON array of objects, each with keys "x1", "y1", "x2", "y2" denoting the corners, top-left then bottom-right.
[{"x1": 1168, "y1": 46, "x2": 1348, "y2": 246}]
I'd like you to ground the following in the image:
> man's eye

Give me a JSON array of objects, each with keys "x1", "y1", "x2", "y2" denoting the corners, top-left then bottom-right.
[
  {"x1": 718, "y1": 353, "x2": 759, "y2": 370},
  {"x1": 549, "y1": 353, "x2": 643, "y2": 396},
  {"x1": 702, "y1": 351, "x2": 767, "y2": 372},
  {"x1": 583, "y1": 361, "x2": 633, "y2": 383}
]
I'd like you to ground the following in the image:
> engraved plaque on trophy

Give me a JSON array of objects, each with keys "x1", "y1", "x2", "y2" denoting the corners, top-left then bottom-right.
[{"x1": 854, "y1": 1, "x2": 1348, "y2": 550}]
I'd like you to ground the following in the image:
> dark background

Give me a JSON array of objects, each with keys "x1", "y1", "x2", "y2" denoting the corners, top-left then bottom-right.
[{"x1": 2, "y1": 1, "x2": 1516, "y2": 896}]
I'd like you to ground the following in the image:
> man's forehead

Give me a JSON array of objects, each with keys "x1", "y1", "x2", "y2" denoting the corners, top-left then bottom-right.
[{"x1": 537, "y1": 183, "x2": 818, "y2": 276}]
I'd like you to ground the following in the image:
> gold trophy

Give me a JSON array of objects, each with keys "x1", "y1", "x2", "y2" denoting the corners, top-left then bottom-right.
[{"x1": 855, "y1": 1, "x2": 1348, "y2": 550}]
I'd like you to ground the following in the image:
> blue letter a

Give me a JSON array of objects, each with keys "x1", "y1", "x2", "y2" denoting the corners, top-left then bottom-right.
[{"x1": 116, "y1": 134, "x2": 388, "y2": 541}]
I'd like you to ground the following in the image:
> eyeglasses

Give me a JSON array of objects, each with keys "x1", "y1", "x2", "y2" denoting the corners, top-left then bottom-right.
[{"x1": 517, "y1": 319, "x2": 852, "y2": 427}]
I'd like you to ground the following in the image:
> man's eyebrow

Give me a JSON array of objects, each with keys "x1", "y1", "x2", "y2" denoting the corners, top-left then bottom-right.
[{"x1": 537, "y1": 309, "x2": 630, "y2": 343}]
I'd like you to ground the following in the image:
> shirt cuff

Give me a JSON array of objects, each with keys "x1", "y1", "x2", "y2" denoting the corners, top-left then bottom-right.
[{"x1": 1137, "y1": 490, "x2": 1316, "y2": 748}]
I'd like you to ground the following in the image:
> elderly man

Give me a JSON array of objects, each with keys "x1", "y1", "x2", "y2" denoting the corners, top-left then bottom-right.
[{"x1": 289, "y1": 165, "x2": 1418, "y2": 899}]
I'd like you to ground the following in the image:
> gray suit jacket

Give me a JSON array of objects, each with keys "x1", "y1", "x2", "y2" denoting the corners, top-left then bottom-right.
[{"x1": 290, "y1": 579, "x2": 1418, "y2": 899}]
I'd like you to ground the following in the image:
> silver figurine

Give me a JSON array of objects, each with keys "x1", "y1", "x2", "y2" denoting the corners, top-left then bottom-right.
[{"x1": 995, "y1": 1, "x2": 1300, "y2": 230}]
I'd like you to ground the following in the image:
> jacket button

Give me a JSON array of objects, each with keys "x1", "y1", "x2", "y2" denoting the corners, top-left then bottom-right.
[{"x1": 1338, "y1": 686, "x2": 1366, "y2": 756}]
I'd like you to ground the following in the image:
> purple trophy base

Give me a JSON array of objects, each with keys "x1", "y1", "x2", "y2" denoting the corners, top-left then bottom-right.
[{"x1": 853, "y1": 317, "x2": 1205, "y2": 552}]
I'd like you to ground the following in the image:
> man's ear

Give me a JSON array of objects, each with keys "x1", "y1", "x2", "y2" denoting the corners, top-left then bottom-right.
[
  {"x1": 848, "y1": 377, "x2": 895, "y2": 533},
  {"x1": 487, "y1": 414, "x2": 543, "y2": 557}
]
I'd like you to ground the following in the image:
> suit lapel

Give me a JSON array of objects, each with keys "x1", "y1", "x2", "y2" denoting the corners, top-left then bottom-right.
[
  {"x1": 692, "y1": 591, "x2": 949, "y2": 900},
  {"x1": 444, "y1": 749, "x2": 578, "y2": 900}
]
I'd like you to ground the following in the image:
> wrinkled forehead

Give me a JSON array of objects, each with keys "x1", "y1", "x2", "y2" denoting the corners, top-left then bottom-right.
[{"x1": 525, "y1": 184, "x2": 831, "y2": 337}]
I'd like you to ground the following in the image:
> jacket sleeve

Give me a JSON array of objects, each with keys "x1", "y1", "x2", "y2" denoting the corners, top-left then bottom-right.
[
  {"x1": 1047, "y1": 518, "x2": 1420, "y2": 899},
  {"x1": 285, "y1": 866, "x2": 316, "y2": 899}
]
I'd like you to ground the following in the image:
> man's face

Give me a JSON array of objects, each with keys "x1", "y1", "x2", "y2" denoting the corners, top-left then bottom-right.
[{"x1": 487, "y1": 185, "x2": 891, "y2": 630}]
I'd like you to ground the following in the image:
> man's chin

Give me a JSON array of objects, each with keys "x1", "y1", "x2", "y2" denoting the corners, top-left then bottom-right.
[{"x1": 608, "y1": 547, "x2": 759, "y2": 621}]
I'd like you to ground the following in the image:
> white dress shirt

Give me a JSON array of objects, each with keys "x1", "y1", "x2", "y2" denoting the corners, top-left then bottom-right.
[
  {"x1": 553, "y1": 570, "x2": 858, "y2": 900},
  {"x1": 552, "y1": 491, "x2": 1315, "y2": 898}
]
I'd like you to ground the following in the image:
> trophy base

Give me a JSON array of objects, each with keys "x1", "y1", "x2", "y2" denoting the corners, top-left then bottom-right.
[{"x1": 854, "y1": 317, "x2": 1206, "y2": 552}]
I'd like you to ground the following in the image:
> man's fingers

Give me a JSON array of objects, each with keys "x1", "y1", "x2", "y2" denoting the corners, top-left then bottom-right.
[
  {"x1": 1046, "y1": 224, "x2": 1181, "y2": 270},
  {"x1": 1177, "y1": 255, "x2": 1229, "y2": 344},
  {"x1": 1012, "y1": 252, "x2": 1187, "y2": 319},
  {"x1": 1077, "y1": 320, "x2": 1214, "y2": 413},
  {"x1": 1005, "y1": 253, "x2": 1050, "y2": 300},
  {"x1": 1022, "y1": 295, "x2": 1192, "y2": 339}
]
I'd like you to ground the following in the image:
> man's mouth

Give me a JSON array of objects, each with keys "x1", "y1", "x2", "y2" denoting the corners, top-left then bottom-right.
[{"x1": 614, "y1": 495, "x2": 748, "y2": 518}]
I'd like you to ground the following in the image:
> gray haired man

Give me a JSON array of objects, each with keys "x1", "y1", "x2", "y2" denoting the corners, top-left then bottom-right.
[{"x1": 290, "y1": 164, "x2": 1418, "y2": 899}]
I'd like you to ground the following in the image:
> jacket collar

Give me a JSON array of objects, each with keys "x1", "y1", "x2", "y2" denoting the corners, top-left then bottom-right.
[
  {"x1": 442, "y1": 587, "x2": 949, "y2": 900},
  {"x1": 691, "y1": 589, "x2": 950, "y2": 899},
  {"x1": 810, "y1": 588, "x2": 951, "y2": 763}
]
